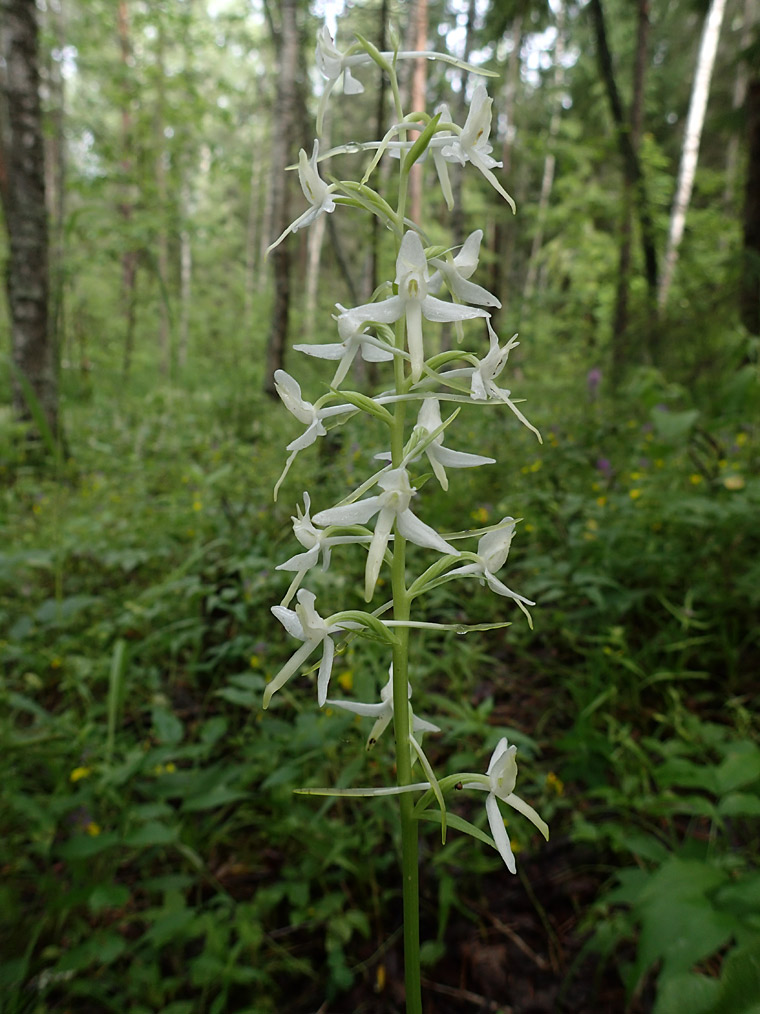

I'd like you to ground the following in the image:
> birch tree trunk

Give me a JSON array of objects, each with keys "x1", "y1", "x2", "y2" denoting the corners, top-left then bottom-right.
[
  {"x1": 0, "y1": 0, "x2": 60, "y2": 446},
  {"x1": 657, "y1": 0, "x2": 728, "y2": 311},
  {"x1": 490, "y1": 16, "x2": 522, "y2": 321},
  {"x1": 523, "y1": 3, "x2": 566, "y2": 303}
]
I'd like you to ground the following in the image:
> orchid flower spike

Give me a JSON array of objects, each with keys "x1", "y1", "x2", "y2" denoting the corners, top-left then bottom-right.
[
  {"x1": 294, "y1": 304, "x2": 400, "y2": 389},
  {"x1": 313, "y1": 467, "x2": 459, "y2": 601},
  {"x1": 327, "y1": 667, "x2": 440, "y2": 751},
  {"x1": 447, "y1": 517, "x2": 535, "y2": 623},
  {"x1": 463, "y1": 738, "x2": 549, "y2": 873},
  {"x1": 267, "y1": 141, "x2": 337, "y2": 254},
  {"x1": 265, "y1": 589, "x2": 354, "y2": 709},
  {"x1": 440, "y1": 84, "x2": 516, "y2": 213},
  {"x1": 338, "y1": 232, "x2": 488, "y2": 384}
]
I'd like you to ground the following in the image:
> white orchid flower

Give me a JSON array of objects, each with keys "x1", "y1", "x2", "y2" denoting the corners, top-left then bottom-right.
[
  {"x1": 463, "y1": 738, "x2": 549, "y2": 874},
  {"x1": 412, "y1": 399, "x2": 495, "y2": 491},
  {"x1": 293, "y1": 304, "x2": 399, "y2": 388},
  {"x1": 315, "y1": 26, "x2": 366, "y2": 132},
  {"x1": 327, "y1": 667, "x2": 440, "y2": 751},
  {"x1": 340, "y1": 232, "x2": 488, "y2": 383},
  {"x1": 273, "y1": 371, "x2": 354, "y2": 499},
  {"x1": 267, "y1": 141, "x2": 337, "y2": 254},
  {"x1": 429, "y1": 230, "x2": 501, "y2": 309},
  {"x1": 265, "y1": 589, "x2": 353, "y2": 709},
  {"x1": 447, "y1": 518, "x2": 535, "y2": 622},
  {"x1": 440, "y1": 85, "x2": 516, "y2": 212},
  {"x1": 440, "y1": 323, "x2": 541, "y2": 441},
  {"x1": 313, "y1": 466, "x2": 459, "y2": 601},
  {"x1": 276, "y1": 492, "x2": 371, "y2": 605}
]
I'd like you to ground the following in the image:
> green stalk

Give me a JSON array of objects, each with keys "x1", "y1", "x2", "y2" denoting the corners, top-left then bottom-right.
[
  {"x1": 386, "y1": 58, "x2": 422, "y2": 1014},
  {"x1": 390, "y1": 383, "x2": 421, "y2": 1013}
]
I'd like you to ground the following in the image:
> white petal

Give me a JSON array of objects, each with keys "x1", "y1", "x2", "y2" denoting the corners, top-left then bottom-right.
[
  {"x1": 275, "y1": 546, "x2": 320, "y2": 573},
  {"x1": 484, "y1": 571, "x2": 535, "y2": 607},
  {"x1": 271, "y1": 604, "x2": 305, "y2": 640},
  {"x1": 285, "y1": 420, "x2": 326, "y2": 453},
  {"x1": 396, "y1": 509, "x2": 459, "y2": 557},
  {"x1": 313, "y1": 494, "x2": 383, "y2": 527},
  {"x1": 317, "y1": 636, "x2": 335, "y2": 707},
  {"x1": 421, "y1": 294, "x2": 488, "y2": 324},
  {"x1": 405, "y1": 299, "x2": 425, "y2": 384},
  {"x1": 274, "y1": 370, "x2": 312, "y2": 424},
  {"x1": 486, "y1": 792, "x2": 516, "y2": 874},
  {"x1": 365, "y1": 507, "x2": 395, "y2": 600},
  {"x1": 504, "y1": 792, "x2": 550, "y2": 842},
  {"x1": 293, "y1": 342, "x2": 347, "y2": 361},
  {"x1": 262, "y1": 638, "x2": 319, "y2": 709},
  {"x1": 487, "y1": 737, "x2": 510, "y2": 775},
  {"x1": 367, "y1": 710, "x2": 394, "y2": 748},
  {"x1": 326, "y1": 698, "x2": 386, "y2": 717},
  {"x1": 432, "y1": 446, "x2": 495, "y2": 469}
]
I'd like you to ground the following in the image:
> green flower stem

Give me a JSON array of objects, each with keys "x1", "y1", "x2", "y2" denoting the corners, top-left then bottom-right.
[
  {"x1": 387, "y1": 61, "x2": 424, "y2": 1012},
  {"x1": 390, "y1": 309, "x2": 422, "y2": 1014}
]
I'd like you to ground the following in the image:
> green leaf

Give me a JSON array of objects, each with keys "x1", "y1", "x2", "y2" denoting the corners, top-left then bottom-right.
[
  {"x1": 715, "y1": 745, "x2": 760, "y2": 794},
  {"x1": 654, "y1": 972, "x2": 720, "y2": 1014},
  {"x1": 718, "y1": 792, "x2": 760, "y2": 817},
  {"x1": 181, "y1": 785, "x2": 248, "y2": 812},
  {"x1": 330, "y1": 388, "x2": 394, "y2": 426},
  {"x1": 123, "y1": 821, "x2": 178, "y2": 847},
  {"x1": 88, "y1": 884, "x2": 131, "y2": 912},
  {"x1": 403, "y1": 113, "x2": 441, "y2": 173}
]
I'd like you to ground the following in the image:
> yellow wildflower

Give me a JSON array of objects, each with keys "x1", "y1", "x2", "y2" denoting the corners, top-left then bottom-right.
[
  {"x1": 723, "y1": 474, "x2": 745, "y2": 491},
  {"x1": 546, "y1": 771, "x2": 564, "y2": 796},
  {"x1": 70, "y1": 767, "x2": 92, "y2": 783},
  {"x1": 85, "y1": 822, "x2": 101, "y2": 837}
]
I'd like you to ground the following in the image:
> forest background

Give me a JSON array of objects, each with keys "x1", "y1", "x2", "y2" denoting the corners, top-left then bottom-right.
[{"x1": 0, "y1": 0, "x2": 759, "y2": 1012}]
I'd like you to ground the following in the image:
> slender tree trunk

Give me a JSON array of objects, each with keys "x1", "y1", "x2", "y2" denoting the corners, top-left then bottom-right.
[
  {"x1": 740, "y1": 77, "x2": 760, "y2": 334},
  {"x1": 178, "y1": 182, "x2": 192, "y2": 370},
  {"x1": 658, "y1": 0, "x2": 728, "y2": 311},
  {"x1": 588, "y1": 0, "x2": 658, "y2": 306},
  {"x1": 245, "y1": 144, "x2": 263, "y2": 319},
  {"x1": 490, "y1": 16, "x2": 522, "y2": 321},
  {"x1": 611, "y1": 0, "x2": 649, "y2": 382},
  {"x1": 154, "y1": 14, "x2": 172, "y2": 377},
  {"x1": 723, "y1": 0, "x2": 755, "y2": 208},
  {"x1": 450, "y1": 0, "x2": 477, "y2": 246},
  {"x1": 365, "y1": 0, "x2": 389, "y2": 304},
  {"x1": 117, "y1": 0, "x2": 139, "y2": 379},
  {"x1": 0, "y1": 0, "x2": 60, "y2": 446},
  {"x1": 43, "y1": 0, "x2": 66, "y2": 367},
  {"x1": 523, "y1": 3, "x2": 566, "y2": 303},
  {"x1": 263, "y1": 0, "x2": 301, "y2": 396}
]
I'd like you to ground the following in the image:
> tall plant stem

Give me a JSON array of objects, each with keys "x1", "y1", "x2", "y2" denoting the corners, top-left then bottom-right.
[{"x1": 391, "y1": 317, "x2": 421, "y2": 1014}]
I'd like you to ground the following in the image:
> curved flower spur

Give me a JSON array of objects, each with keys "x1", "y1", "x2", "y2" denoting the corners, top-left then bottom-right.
[{"x1": 261, "y1": 19, "x2": 548, "y2": 1014}]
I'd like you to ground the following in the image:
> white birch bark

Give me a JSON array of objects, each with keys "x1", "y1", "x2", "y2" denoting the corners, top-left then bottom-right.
[
  {"x1": 657, "y1": 0, "x2": 728, "y2": 311},
  {"x1": 523, "y1": 3, "x2": 566, "y2": 302}
]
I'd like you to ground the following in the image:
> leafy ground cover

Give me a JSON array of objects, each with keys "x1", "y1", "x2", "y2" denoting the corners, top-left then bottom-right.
[{"x1": 1, "y1": 347, "x2": 758, "y2": 1014}]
